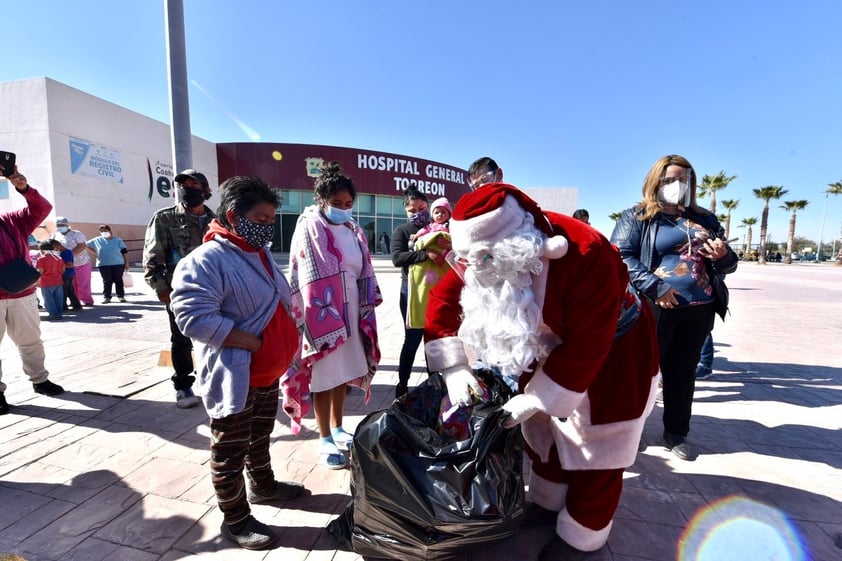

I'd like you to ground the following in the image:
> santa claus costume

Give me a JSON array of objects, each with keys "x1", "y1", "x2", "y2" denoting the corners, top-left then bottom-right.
[{"x1": 424, "y1": 184, "x2": 659, "y2": 557}]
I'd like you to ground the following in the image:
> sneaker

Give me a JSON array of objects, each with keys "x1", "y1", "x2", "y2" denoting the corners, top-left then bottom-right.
[
  {"x1": 0, "y1": 393, "x2": 9, "y2": 415},
  {"x1": 118, "y1": 297, "x2": 127, "y2": 303},
  {"x1": 695, "y1": 364, "x2": 713, "y2": 380},
  {"x1": 175, "y1": 388, "x2": 200, "y2": 409},
  {"x1": 248, "y1": 480, "x2": 305, "y2": 504},
  {"x1": 663, "y1": 432, "x2": 698, "y2": 461},
  {"x1": 220, "y1": 516, "x2": 278, "y2": 550},
  {"x1": 318, "y1": 442, "x2": 348, "y2": 470},
  {"x1": 33, "y1": 380, "x2": 65, "y2": 396},
  {"x1": 102, "y1": 298, "x2": 112, "y2": 304}
]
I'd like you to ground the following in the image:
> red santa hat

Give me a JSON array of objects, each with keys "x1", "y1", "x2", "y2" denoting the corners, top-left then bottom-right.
[{"x1": 450, "y1": 183, "x2": 569, "y2": 259}]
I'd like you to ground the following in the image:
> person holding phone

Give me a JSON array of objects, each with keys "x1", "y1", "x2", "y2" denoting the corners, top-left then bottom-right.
[
  {"x1": 610, "y1": 154, "x2": 738, "y2": 461},
  {"x1": 0, "y1": 162, "x2": 66, "y2": 415}
]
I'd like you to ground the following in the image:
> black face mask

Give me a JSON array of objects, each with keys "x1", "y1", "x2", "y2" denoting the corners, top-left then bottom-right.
[
  {"x1": 178, "y1": 187, "x2": 205, "y2": 208},
  {"x1": 410, "y1": 209, "x2": 431, "y2": 228}
]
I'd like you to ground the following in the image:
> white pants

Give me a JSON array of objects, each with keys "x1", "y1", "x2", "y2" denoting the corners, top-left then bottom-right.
[{"x1": 0, "y1": 293, "x2": 49, "y2": 393}]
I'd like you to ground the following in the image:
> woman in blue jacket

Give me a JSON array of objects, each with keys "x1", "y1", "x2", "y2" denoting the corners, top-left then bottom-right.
[{"x1": 611, "y1": 155, "x2": 737, "y2": 461}]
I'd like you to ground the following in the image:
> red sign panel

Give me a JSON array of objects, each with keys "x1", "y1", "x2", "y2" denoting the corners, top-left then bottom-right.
[{"x1": 217, "y1": 142, "x2": 471, "y2": 201}]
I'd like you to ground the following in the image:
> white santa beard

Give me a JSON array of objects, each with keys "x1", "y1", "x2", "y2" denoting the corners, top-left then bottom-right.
[{"x1": 458, "y1": 263, "x2": 543, "y2": 378}]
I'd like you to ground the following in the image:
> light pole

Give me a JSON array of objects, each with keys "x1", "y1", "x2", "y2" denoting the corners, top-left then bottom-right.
[
  {"x1": 816, "y1": 190, "x2": 828, "y2": 262},
  {"x1": 165, "y1": 0, "x2": 193, "y2": 174}
]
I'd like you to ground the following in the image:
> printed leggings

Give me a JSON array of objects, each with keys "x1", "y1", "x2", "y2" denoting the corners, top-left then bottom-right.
[{"x1": 210, "y1": 381, "x2": 279, "y2": 525}]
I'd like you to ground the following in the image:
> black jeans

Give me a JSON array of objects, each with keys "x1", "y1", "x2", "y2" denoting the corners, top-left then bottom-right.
[
  {"x1": 99, "y1": 264, "x2": 125, "y2": 298},
  {"x1": 62, "y1": 276, "x2": 81, "y2": 309},
  {"x1": 398, "y1": 284, "x2": 426, "y2": 386},
  {"x1": 651, "y1": 302, "x2": 716, "y2": 438},
  {"x1": 167, "y1": 304, "x2": 195, "y2": 390}
]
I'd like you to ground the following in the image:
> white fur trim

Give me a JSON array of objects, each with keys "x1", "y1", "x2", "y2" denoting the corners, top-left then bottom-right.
[
  {"x1": 543, "y1": 235, "x2": 569, "y2": 259},
  {"x1": 528, "y1": 471, "x2": 567, "y2": 511},
  {"x1": 425, "y1": 336, "x2": 469, "y2": 372},
  {"x1": 450, "y1": 196, "x2": 526, "y2": 253},
  {"x1": 524, "y1": 367, "x2": 585, "y2": 419},
  {"x1": 557, "y1": 507, "x2": 612, "y2": 552},
  {"x1": 552, "y1": 375, "x2": 660, "y2": 470},
  {"x1": 525, "y1": 371, "x2": 658, "y2": 471}
]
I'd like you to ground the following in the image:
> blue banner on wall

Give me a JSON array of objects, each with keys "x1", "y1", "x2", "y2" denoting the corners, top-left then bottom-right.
[{"x1": 69, "y1": 137, "x2": 124, "y2": 184}]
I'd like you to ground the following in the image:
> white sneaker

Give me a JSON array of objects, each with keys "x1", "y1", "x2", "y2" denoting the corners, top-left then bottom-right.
[{"x1": 176, "y1": 388, "x2": 200, "y2": 409}]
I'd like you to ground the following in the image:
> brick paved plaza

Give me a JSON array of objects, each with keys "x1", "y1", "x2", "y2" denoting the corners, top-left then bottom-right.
[{"x1": 1, "y1": 258, "x2": 840, "y2": 560}]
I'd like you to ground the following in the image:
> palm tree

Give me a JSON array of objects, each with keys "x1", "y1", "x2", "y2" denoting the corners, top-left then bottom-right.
[
  {"x1": 780, "y1": 200, "x2": 809, "y2": 264},
  {"x1": 828, "y1": 182, "x2": 842, "y2": 265},
  {"x1": 608, "y1": 212, "x2": 623, "y2": 222},
  {"x1": 698, "y1": 171, "x2": 738, "y2": 214},
  {"x1": 752, "y1": 186, "x2": 788, "y2": 264},
  {"x1": 720, "y1": 199, "x2": 740, "y2": 239},
  {"x1": 739, "y1": 217, "x2": 758, "y2": 259}
]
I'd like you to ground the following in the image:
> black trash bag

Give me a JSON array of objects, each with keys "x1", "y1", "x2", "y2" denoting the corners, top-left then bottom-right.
[{"x1": 328, "y1": 369, "x2": 525, "y2": 561}]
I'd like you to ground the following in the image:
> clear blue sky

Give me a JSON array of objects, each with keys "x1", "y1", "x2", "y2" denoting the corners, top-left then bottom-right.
[{"x1": 3, "y1": 1, "x2": 842, "y2": 247}]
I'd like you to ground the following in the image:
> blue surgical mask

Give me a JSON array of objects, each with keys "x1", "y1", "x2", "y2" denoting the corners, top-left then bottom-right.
[{"x1": 324, "y1": 205, "x2": 354, "y2": 224}]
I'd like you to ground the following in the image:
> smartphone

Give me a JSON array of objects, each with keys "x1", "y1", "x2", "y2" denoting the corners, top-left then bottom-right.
[{"x1": 0, "y1": 151, "x2": 16, "y2": 177}]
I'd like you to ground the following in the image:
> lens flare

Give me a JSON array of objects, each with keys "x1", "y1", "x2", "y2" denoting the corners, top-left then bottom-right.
[{"x1": 679, "y1": 496, "x2": 805, "y2": 561}]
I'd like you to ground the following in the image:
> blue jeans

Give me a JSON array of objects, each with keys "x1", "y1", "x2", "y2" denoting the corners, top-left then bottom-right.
[
  {"x1": 41, "y1": 285, "x2": 64, "y2": 317},
  {"x1": 698, "y1": 333, "x2": 714, "y2": 368}
]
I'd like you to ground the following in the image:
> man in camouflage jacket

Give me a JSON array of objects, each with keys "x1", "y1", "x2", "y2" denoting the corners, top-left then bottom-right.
[{"x1": 142, "y1": 169, "x2": 215, "y2": 408}]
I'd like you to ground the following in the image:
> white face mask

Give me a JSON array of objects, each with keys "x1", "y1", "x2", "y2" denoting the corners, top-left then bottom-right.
[
  {"x1": 659, "y1": 180, "x2": 690, "y2": 206},
  {"x1": 101, "y1": 231, "x2": 112, "y2": 238}
]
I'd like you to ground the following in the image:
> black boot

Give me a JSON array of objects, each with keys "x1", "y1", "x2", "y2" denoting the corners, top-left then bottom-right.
[{"x1": 538, "y1": 536, "x2": 588, "y2": 561}]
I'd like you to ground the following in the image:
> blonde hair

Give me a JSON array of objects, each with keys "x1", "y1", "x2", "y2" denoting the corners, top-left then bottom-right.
[{"x1": 636, "y1": 154, "x2": 707, "y2": 221}]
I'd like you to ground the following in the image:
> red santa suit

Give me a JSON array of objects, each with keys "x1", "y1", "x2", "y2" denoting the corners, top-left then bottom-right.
[{"x1": 424, "y1": 184, "x2": 659, "y2": 553}]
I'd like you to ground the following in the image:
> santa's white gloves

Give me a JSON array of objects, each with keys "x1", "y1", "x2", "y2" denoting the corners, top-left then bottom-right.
[
  {"x1": 441, "y1": 365, "x2": 483, "y2": 407},
  {"x1": 502, "y1": 394, "x2": 542, "y2": 428}
]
